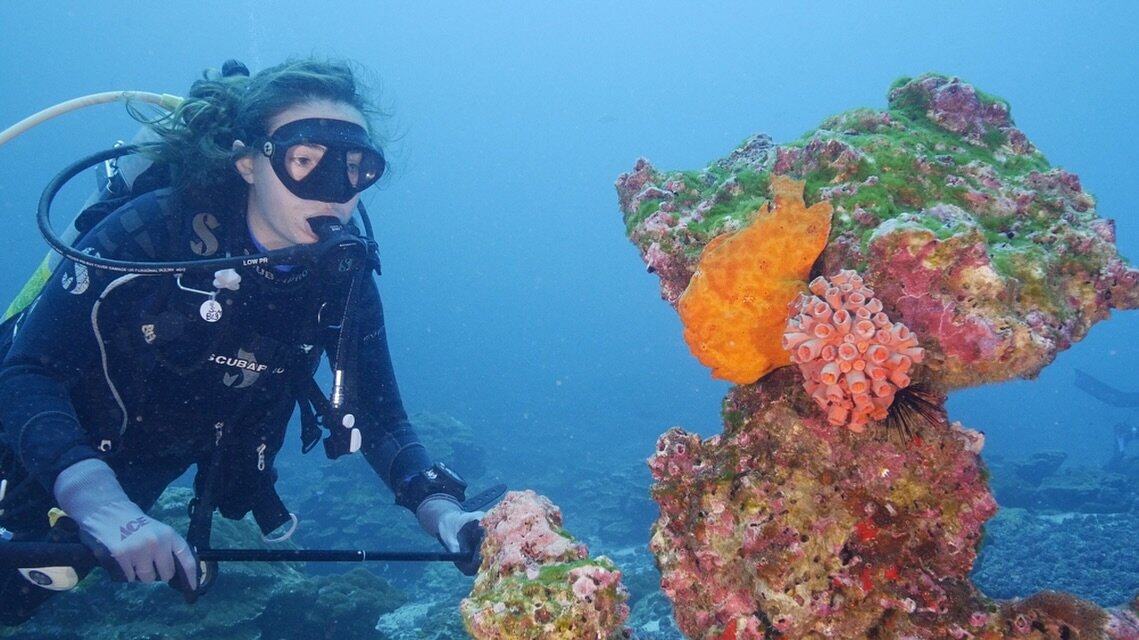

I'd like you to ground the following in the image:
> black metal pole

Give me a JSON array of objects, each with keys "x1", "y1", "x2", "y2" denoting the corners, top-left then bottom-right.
[
  {"x1": 198, "y1": 547, "x2": 469, "y2": 563},
  {"x1": 0, "y1": 543, "x2": 95, "y2": 569},
  {"x1": 0, "y1": 542, "x2": 470, "y2": 569}
]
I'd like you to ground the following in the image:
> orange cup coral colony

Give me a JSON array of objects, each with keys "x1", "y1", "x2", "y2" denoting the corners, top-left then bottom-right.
[
  {"x1": 677, "y1": 175, "x2": 832, "y2": 384},
  {"x1": 783, "y1": 270, "x2": 924, "y2": 432}
]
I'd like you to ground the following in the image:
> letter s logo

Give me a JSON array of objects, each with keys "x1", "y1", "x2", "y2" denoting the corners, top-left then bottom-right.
[{"x1": 190, "y1": 213, "x2": 220, "y2": 256}]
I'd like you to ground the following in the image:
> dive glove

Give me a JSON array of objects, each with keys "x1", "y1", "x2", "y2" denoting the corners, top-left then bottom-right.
[
  {"x1": 53, "y1": 459, "x2": 199, "y2": 591},
  {"x1": 416, "y1": 495, "x2": 485, "y2": 576}
]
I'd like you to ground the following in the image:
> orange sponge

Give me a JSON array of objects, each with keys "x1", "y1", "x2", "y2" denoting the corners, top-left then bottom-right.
[{"x1": 678, "y1": 175, "x2": 832, "y2": 384}]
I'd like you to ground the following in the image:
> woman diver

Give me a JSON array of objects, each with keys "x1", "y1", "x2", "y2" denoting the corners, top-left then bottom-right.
[{"x1": 0, "y1": 58, "x2": 485, "y2": 623}]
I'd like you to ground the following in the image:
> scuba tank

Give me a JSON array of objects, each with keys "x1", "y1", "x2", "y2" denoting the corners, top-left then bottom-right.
[
  {"x1": 0, "y1": 95, "x2": 179, "y2": 321},
  {"x1": 71, "y1": 126, "x2": 164, "y2": 262},
  {"x1": 0, "y1": 61, "x2": 259, "y2": 319}
]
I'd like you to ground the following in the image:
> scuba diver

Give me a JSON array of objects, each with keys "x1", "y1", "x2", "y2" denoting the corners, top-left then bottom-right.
[
  {"x1": 0, "y1": 58, "x2": 486, "y2": 624},
  {"x1": 1115, "y1": 422, "x2": 1139, "y2": 455},
  {"x1": 1104, "y1": 421, "x2": 1139, "y2": 474},
  {"x1": 1074, "y1": 369, "x2": 1139, "y2": 473}
]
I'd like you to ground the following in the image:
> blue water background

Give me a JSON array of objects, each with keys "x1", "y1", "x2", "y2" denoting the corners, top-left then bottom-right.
[{"x1": 1, "y1": 0, "x2": 1137, "y2": 620}]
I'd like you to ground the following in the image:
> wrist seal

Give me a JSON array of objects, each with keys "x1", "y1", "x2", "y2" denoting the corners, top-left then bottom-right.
[{"x1": 395, "y1": 462, "x2": 467, "y2": 511}]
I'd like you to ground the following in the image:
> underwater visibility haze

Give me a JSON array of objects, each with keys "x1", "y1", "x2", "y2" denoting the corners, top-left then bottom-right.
[{"x1": 1, "y1": 2, "x2": 1138, "y2": 638}]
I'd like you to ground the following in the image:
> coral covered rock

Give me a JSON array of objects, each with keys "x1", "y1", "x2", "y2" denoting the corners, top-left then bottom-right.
[
  {"x1": 461, "y1": 490, "x2": 629, "y2": 639},
  {"x1": 677, "y1": 175, "x2": 831, "y2": 384},
  {"x1": 619, "y1": 73, "x2": 1139, "y2": 638},
  {"x1": 649, "y1": 374, "x2": 997, "y2": 638},
  {"x1": 618, "y1": 73, "x2": 1139, "y2": 390}
]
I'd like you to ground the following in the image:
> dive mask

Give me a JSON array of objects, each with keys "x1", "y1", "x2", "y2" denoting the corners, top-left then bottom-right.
[{"x1": 258, "y1": 118, "x2": 385, "y2": 203}]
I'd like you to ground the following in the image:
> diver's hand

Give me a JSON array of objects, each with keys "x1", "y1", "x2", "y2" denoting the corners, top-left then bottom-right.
[
  {"x1": 77, "y1": 501, "x2": 199, "y2": 587},
  {"x1": 416, "y1": 495, "x2": 485, "y2": 575},
  {"x1": 54, "y1": 459, "x2": 199, "y2": 589}
]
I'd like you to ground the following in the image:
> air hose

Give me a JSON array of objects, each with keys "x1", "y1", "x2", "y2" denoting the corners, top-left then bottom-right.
[{"x1": 0, "y1": 91, "x2": 183, "y2": 147}]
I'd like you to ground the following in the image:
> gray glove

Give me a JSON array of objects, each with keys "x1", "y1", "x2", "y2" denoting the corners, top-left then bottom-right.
[
  {"x1": 416, "y1": 495, "x2": 485, "y2": 575},
  {"x1": 54, "y1": 459, "x2": 198, "y2": 589}
]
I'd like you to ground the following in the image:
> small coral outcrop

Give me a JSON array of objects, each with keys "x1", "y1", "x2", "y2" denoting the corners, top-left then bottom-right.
[{"x1": 461, "y1": 490, "x2": 629, "y2": 639}]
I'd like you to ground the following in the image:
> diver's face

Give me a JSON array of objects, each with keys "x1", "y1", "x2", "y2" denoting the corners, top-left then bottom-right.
[{"x1": 236, "y1": 100, "x2": 367, "y2": 250}]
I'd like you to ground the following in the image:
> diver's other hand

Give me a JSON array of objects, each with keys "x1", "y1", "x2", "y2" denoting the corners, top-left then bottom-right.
[
  {"x1": 416, "y1": 495, "x2": 485, "y2": 575},
  {"x1": 53, "y1": 459, "x2": 199, "y2": 588}
]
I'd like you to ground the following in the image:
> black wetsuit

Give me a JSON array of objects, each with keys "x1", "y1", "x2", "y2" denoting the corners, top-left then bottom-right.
[{"x1": 0, "y1": 188, "x2": 432, "y2": 538}]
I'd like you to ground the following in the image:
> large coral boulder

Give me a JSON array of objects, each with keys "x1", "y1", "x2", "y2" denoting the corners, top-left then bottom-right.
[{"x1": 620, "y1": 74, "x2": 1139, "y2": 638}]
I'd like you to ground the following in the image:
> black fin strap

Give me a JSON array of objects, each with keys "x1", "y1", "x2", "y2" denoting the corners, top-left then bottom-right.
[
  {"x1": 187, "y1": 447, "x2": 221, "y2": 551},
  {"x1": 250, "y1": 487, "x2": 291, "y2": 536},
  {"x1": 297, "y1": 378, "x2": 329, "y2": 454}
]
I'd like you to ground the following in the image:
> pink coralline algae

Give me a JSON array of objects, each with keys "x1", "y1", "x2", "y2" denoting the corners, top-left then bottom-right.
[
  {"x1": 897, "y1": 74, "x2": 1030, "y2": 151},
  {"x1": 618, "y1": 73, "x2": 1139, "y2": 639},
  {"x1": 783, "y1": 270, "x2": 923, "y2": 432},
  {"x1": 460, "y1": 490, "x2": 629, "y2": 640}
]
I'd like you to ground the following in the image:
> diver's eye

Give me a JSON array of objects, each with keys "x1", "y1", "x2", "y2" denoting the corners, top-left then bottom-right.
[
  {"x1": 346, "y1": 150, "x2": 364, "y2": 187},
  {"x1": 284, "y1": 143, "x2": 327, "y2": 180}
]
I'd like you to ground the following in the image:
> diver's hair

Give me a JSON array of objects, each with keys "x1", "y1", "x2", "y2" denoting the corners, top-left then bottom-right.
[{"x1": 135, "y1": 58, "x2": 382, "y2": 204}]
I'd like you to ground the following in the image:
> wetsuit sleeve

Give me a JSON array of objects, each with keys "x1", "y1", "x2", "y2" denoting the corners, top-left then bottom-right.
[
  {"x1": 349, "y1": 278, "x2": 433, "y2": 497},
  {"x1": 0, "y1": 192, "x2": 170, "y2": 492}
]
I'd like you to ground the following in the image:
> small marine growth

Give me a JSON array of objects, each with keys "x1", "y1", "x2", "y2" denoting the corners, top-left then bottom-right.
[{"x1": 461, "y1": 490, "x2": 630, "y2": 639}]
